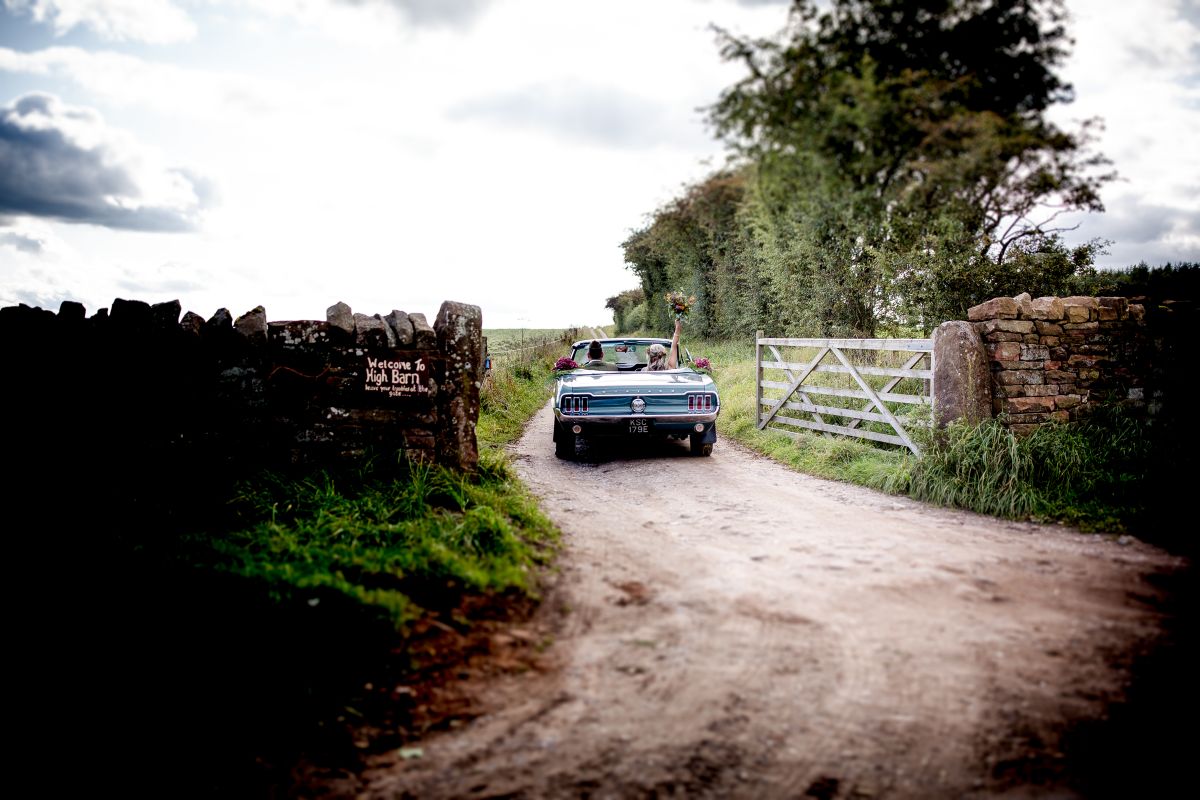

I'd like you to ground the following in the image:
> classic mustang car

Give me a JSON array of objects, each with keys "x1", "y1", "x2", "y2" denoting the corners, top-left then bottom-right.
[{"x1": 553, "y1": 337, "x2": 719, "y2": 459}]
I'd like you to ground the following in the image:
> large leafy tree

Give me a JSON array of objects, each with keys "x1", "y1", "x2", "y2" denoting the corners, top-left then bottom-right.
[
  {"x1": 705, "y1": 0, "x2": 1114, "y2": 331},
  {"x1": 622, "y1": 170, "x2": 747, "y2": 337}
]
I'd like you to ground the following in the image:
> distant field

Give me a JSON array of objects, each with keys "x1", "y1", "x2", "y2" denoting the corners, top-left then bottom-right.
[
  {"x1": 484, "y1": 328, "x2": 568, "y2": 348},
  {"x1": 484, "y1": 326, "x2": 611, "y2": 356}
]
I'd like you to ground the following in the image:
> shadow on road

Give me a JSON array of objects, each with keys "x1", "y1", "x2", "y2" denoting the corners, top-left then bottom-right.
[{"x1": 567, "y1": 435, "x2": 705, "y2": 465}]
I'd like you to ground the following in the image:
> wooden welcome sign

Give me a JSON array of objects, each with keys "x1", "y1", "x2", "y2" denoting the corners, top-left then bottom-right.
[{"x1": 362, "y1": 351, "x2": 443, "y2": 400}]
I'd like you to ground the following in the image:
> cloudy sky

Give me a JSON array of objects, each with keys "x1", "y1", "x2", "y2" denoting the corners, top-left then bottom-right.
[{"x1": 1, "y1": 0, "x2": 1197, "y2": 328}]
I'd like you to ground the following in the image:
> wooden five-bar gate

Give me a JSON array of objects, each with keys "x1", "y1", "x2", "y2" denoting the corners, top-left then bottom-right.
[{"x1": 755, "y1": 332, "x2": 934, "y2": 456}]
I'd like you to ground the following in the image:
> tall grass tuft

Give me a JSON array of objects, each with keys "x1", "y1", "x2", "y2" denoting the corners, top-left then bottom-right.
[{"x1": 876, "y1": 407, "x2": 1152, "y2": 530}]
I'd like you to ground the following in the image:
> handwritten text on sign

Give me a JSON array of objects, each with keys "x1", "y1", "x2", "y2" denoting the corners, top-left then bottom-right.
[{"x1": 364, "y1": 354, "x2": 431, "y2": 398}]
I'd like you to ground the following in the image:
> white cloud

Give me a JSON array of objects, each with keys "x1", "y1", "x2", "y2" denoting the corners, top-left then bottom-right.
[
  {"x1": 3, "y1": 0, "x2": 197, "y2": 44},
  {"x1": 0, "y1": 45, "x2": 293, "y2": 119},
  {"x1": 230, "y1": 0, "x2": 418, "y2": 45},
  {"x1": 450, "y1": 81, "x2": 687, "y2": 148},
  {"x1": 339, "y1": 0, "x2": 487, "y2": 29},
  {"x1": 1053, "y1": 0, "x2": 1200, "y2": 265},
  {"x1": 0, "y1": 230, "x2": 43, "y2": 252},
  {"x1": 0, "y1": 92, "x2": 210, "y2": 231}
]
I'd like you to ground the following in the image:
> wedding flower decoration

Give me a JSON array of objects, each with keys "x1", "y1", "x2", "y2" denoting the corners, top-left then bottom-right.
[
  {"x1": 664, "y1": 289, "x2": 697, "y2": 321},
  {"x1": 693, "y1": 357, "x2": 710, "y2": 370},
  {"x1": 554, "y1": 357, "x2": 578, "y2": 372}
]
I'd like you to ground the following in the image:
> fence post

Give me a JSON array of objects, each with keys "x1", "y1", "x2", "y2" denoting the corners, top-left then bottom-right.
[{"x1": 755, "y1": 329, "x2": 764, "y2": 428}]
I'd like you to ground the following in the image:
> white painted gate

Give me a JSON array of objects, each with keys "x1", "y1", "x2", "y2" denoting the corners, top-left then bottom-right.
[{"x1": 755, "y1": 333, "x2": 934, "y2": 455}]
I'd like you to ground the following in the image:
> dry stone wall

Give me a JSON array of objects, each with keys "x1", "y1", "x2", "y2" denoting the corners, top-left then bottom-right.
[
  {"x1": 0, "y1": 297, "x2": 484, "y2": 483},
  {"x1": 966, "y1": 293, "x2": 1152, "y2": 433}
]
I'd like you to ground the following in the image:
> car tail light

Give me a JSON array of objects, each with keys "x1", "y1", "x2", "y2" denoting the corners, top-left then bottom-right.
[
  {"x1": 562, "y1": 396, "x2": 588, "y2": 414},
  {"x1": 688, "y1": 395, "x2": 695, "y2": 411}
]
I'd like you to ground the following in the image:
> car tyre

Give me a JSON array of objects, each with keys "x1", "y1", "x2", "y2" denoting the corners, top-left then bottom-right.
[
  {"x1": 690, "y1": 434, "x2": 713, "y2": 457},
  {"x1": 554, "y1": 424, "x2": 575, "y2": 460}
]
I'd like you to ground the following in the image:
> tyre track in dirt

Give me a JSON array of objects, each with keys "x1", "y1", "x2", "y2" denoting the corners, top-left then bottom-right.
[{"x1": 357, "y1": 400, "x2": 1188, "y2": 799}]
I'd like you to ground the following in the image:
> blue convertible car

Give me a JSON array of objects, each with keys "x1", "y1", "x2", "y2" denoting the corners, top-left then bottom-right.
[{"x1": 553, "y1": 337, "x2": 719, "y2": 459}]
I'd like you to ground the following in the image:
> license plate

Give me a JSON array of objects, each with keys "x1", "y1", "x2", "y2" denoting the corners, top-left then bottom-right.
[{"x1": 628, "y1": 419, "x2": 649, "y2": 434}]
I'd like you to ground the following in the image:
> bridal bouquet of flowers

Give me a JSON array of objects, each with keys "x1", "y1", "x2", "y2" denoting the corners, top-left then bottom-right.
[
  {"x1": 664, "y1": 289, "x2": 696, "y2": 321},
  {"x1": 692, "y1": 356, "x2": 712, "y2": 376},
  {"x1": 553, "y1": 357, "x2": 578, "y2": 375}
]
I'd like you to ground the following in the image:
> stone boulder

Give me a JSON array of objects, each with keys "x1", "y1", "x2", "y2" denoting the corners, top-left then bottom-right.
[
  {"x1": 326, "y1": 301, "x2": 354, "y2": 335},
  {"x1": 383, "y1": 310, "x2": 414, "y2": 347},
  {"x1": 933, "y1": 320, "x2": 992, "y2": 428},
  {"x1": 353, "y1": 313, "x2": 389, "y2": 348},
  {"x1": 235, "y1": 305, "x2": 268, "y2": 342},
  {"x1": 409, "y1": 312, "x2": 437, "y2": 349}
]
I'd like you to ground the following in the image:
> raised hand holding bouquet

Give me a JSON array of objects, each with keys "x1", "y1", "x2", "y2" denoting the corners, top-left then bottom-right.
[{"x1": 664, "y1": 289, "x2": 696, "y2": 321}]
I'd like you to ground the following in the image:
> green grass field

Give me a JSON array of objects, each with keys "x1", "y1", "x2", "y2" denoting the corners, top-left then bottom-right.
[
  {"x1": 484, "y1": 326, "x2": 611, "y2": 355},
  {"x1": 484, "y1": 328, "x2": 567, "y2": 349}
]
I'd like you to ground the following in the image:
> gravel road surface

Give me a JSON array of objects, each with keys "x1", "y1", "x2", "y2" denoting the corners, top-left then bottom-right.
[{"x1": 357, "y1": 401, "x2": 1188, "y2": 799}]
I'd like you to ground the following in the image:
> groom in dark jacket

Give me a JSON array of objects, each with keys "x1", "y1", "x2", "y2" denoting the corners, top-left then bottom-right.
[{"x1": 580, "y1": 340, "x2": 617, "y2": 371}]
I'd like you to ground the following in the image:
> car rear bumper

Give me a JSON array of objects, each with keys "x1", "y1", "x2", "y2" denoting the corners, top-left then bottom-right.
[
  {"x1": 554, "y1": 411, "x2": 719, "y2": 441},
  {"x1": 555, "y1": 411, "x2": 719, "y2": 425}
]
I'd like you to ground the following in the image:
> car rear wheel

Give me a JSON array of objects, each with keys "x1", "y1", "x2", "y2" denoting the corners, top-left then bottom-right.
[
  {"x1": 689, "y1": 433, "x2": 713, "y2": 457},
  {"x1": 555, "y1": 425, "x2": 576, "y2": 459}
]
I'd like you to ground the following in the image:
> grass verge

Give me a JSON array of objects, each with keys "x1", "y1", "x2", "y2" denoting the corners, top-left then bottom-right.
[
  {"x1": 187, "y1": 450, "x2": 558, "y2": 633},
  {"x1": 478, "y1": 342, "x2": 558, "y2": 450}
]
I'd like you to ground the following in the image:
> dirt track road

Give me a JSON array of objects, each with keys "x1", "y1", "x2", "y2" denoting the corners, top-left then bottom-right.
[{"x1": 358, "y1": 401, "x2": 1189, "y2": 799}]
